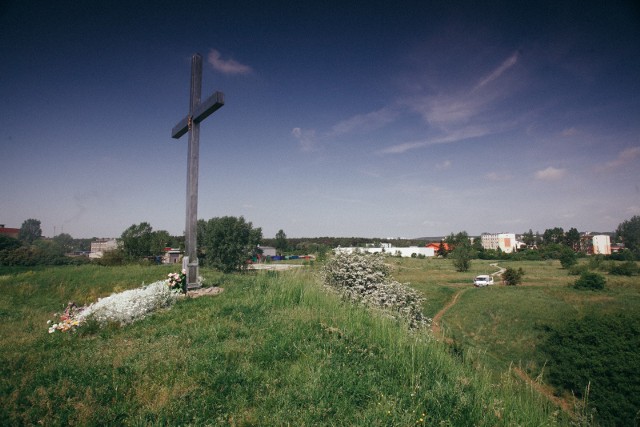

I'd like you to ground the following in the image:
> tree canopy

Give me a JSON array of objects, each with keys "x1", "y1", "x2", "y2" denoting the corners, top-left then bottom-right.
[
  {"x1": 18, "y1": 219, "x2": 42, "y2": 245},
  {"x1": 275, "y1": 229, "x2": 288, "y2": 255},
  {"x1": 616, "y1": 215, "x2": 640, "y2": 258},
  {"x1": 198, "y1": 216, "x2": 262, "y2": 273},
  {"x1": 120, "y1": 222, "x2": 154, "y2": 259}
]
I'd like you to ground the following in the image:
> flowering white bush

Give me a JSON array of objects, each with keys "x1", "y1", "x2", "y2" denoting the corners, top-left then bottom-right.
[
  {"x1": 48, "y1": 280, "x2": 180, "y2": 333},
  {"x1": 321, "y1": 252, "x2": 429, "y2": 329}
]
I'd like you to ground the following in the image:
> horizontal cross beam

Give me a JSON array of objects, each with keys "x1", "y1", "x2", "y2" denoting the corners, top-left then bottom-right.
[{"x1": 171, "y1": 91, "x2": 225, "y2": 139}]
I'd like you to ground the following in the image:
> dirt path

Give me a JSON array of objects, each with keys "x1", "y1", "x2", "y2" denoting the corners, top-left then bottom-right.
[
  {"x1": 489, "y1": 262, "x2": 506, "y2": 278},
  {"x1": 430, "y1": 265, "x2": 575, "y2": 417},
  {"x1": 512, "y1": 367, "x2": 575, "y2": 416},
  {"x1": 431, "y1": 288, "x2": 469, "y2": 338},
  {"x1": 432, "y1": 263, "x2": 504, "y2": 337}
]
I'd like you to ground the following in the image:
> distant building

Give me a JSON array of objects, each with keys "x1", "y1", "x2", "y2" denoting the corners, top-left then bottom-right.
[
  {"x1": 481, "y1": 233, "x2": 517, "y2": 253},
  {"x1": 89, "y1": 238, "x2": 118, "y2": 259},
  {"x1": 592, "y1": 235, "x2": 611, "y2": 255},
  {"x1": 0, "y1": 224, "x2": 20, "y2": 239},
  {"x1": 334, "y1": 245, "x2": 435, "y2": 257},
  {"x1": 163, "y1": 248, "x2": 182, "y2": 264},
  {"x1": 425, "y1": 242, "x2": 450, "y2": 253},
  {"x1": 258, "y1": 246, "x2": 277, "y2": 257},
  {"x1": 580, "y1": 234, "x2": 612, "y2": 255}
]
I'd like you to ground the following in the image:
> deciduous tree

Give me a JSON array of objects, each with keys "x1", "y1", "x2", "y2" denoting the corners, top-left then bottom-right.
[
  {"x1": 120, "y1": 222, "x2": 154, "y2": 259},
  {"x1": 19, "y1": 218, "x2": 42, "y2": 245},
  {"x1": 198, "y1": 216, "x2": 262, "y2": 273},
  {"x1": 275, "y1": 229, "x2": 288, "y2": 255},
  {"x1": 564, "y1": 227, "x2": 581, "y2": 251},
  {"x1": 616, "y1": 215, "x2": 640, "y2": 259},
  {"x1": 542, "y1": 227, "x2": 564, "y2": 245},
  {"x1": 450, "y1": 241, "x2": 473, "y2": 272}
]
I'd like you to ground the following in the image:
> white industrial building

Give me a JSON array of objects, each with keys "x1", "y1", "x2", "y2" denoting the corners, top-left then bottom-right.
[
  {"x1": 89, "y1": 238, "x2": 118, "y2": 259},
  {"x1": 334, "y1": 245, "x2": 435, "y2": 257},
  {"x1": 480, "y1": 233, "x2": 517, "y2": 253}
]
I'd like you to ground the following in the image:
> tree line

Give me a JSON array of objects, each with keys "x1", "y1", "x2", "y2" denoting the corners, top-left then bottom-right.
[{"x1": 3, "y1": 216, "x2": 640, "y2": 271}]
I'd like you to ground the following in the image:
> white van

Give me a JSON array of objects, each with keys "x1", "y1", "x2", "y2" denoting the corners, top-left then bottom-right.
[{"x1": 473, "y1": 275, "x2": 494, "y2": 287}]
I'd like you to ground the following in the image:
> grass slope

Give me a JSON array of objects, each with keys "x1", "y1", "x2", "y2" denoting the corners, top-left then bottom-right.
[{"x1": 0, "y1": 264, "x2": 563, "y2": 426}]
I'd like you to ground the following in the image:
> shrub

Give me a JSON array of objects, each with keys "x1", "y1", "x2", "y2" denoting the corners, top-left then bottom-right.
[
  {"x1": 587, "y1": 254, "x2": 606, "y2": 270},
  {"x1": 608, "y1": 261, "x2": 638, "y2": 276},
  {"x1": 559, "y1": 251, "x2": 577, "y2": 269},
  {"x1": 93, "y1": 248, "x2": 127, "y2": 266},
  {"x1": 502, "y1": 267, "x2": 524, "y2": 285},
  {"x1": 573, "y1": 271, "x2": 606, "y2": 290},
  {"x1": 322, "y1": 252, "x2": 428, "y2": 329},
  {"x1": 541, "y1": 313, "x2": 640, "y2": 426},
  {"x1": 450, "y1": 244, "x2": 473, "y2": 272},
  {"x1": 568, "y1": 264, "x2": 590, "y2": 276}
]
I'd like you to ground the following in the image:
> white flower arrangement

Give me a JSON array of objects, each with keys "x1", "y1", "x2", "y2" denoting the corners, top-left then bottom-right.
[
  {"x1": 321, "y1": 252, "x2": 429, "y2": 329},
  {"x1": 48, "y1": 280, "x2": 180, "y2": 333}
]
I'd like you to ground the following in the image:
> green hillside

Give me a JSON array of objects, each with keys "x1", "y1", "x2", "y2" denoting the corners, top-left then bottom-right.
[{"x1": 1, "y1": 264, "x2": 569, "y2": 425}]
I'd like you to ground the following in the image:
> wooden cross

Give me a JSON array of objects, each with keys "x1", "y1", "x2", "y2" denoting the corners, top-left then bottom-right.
[{"x1": 171, "y1": 53, "x2": 224, "y2": 290}]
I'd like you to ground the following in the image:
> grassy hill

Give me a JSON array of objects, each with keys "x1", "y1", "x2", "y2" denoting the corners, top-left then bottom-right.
[{"x1": 0, "y1": 263, "x2": 568, "y2": 426}]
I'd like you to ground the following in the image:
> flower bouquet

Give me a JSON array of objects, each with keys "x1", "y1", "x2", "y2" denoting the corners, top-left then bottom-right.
[{"x1": 167, "y1": 269, "x2": 187, "y2": 292}]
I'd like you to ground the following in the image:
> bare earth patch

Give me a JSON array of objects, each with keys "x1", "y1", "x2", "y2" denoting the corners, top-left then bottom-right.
[{"x1": 184, "y1": 287, "x2": 224, "y2": 299}]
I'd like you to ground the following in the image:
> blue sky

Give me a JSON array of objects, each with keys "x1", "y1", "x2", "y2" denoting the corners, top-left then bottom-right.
[{"x1": 1, "y1": 1, "x2": 639, "y2": 239}]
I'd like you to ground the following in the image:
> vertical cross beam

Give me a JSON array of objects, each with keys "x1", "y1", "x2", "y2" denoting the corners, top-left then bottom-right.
[
  {"x1": 185, "y1": 54, "x2": 201, "y2": 290},
  {"x1": 172, "y1": 53, "x2": 224, "y2": 291}
]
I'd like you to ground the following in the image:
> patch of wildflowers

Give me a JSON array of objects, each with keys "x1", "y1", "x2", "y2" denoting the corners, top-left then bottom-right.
[{"x1": 47, "y1": 280, "x2": 180, "y2": 333}]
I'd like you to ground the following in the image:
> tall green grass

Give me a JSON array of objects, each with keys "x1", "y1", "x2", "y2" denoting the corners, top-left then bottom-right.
[{"x1": 1, "y1": 265, "x2": 566, "y2": 425}]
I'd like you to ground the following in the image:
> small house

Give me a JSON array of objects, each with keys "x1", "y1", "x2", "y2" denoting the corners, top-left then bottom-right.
[{"x1": 163, "y1": 248, "x2": 182, "y2": 264}]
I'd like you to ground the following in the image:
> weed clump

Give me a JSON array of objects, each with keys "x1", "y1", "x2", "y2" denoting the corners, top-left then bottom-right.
[{"x1": 321, "y1": 252, "x2": 429, "y2": 329}]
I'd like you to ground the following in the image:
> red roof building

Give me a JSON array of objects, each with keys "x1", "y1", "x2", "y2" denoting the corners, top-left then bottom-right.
[
  {"x1": 425, "y1": 242, "x2": 450, "y2": 251},
  {"x1": 0, "y1": 225, "x2": 19, "y2": 239}
]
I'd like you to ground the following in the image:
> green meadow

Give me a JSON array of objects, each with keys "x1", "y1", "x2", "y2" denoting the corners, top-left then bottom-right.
[
  {"x1": 392, "y1": 257, "x2": 640, "y2": 372},
  {"x1": 392, "y1": 257, "x2": 640, "y2": 425},
  {"x1": 0, "y1": 263, "x2": 569, "y2": 426}
]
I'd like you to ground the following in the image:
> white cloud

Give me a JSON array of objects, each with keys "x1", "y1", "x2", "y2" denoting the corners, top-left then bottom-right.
[
  {"x1": 291, "y1": 127, "x2": 317, "y2": 152},
  {"x1": 207, "y1": 49, "x2": 253, "y2": 75},
  {"x1": 381, "y1": 51, "x2": 524, "y2": 155},
  {"x1": 561, "y1": 127, "x2": 578, "y2": 137},
  {"x1": 601, "y1": 146, "x2": 640, "y2": 170},
  {"x1": 534, "y1": 166, "x2": 566, "y2": 181},
  {"x1": 378, "y1": 141, "x2": 427, "y2": 155},
  {"x1": 378, "y1": 125, "x2": 490, "y2": 154},
  {"x1": 330, "y1": 107, "x2": 398, "y2": 135}
]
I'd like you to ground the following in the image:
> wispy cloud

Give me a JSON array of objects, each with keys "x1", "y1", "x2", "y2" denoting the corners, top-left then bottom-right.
[
  {"x1": 534, "y1": 166, "x2": 566, "y2": 181},
  {"x1": 377, "y1": 125, "x2": 490, "y2": 154},
  {"x1": 600, "y1": 146, "x2": 640, "y2": 171},
  {"x1": 207, "y1": 49, "x2": 253, "y2": 75},
  {"x1": 291, "y1": 127, "x2": 317, "y2": 152},
  {"x1": 380, "y1": 51, "x2": 523, "y2": 155},
  {"x1": 561, "y1": 127, "x2": 578, "y2": 137},
  {"x1": 330, "y1": 107, "x2": 399, "y2": 135},
  {"x1": 473, "y1": 51, "x2": 519, "y2": 91}
]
